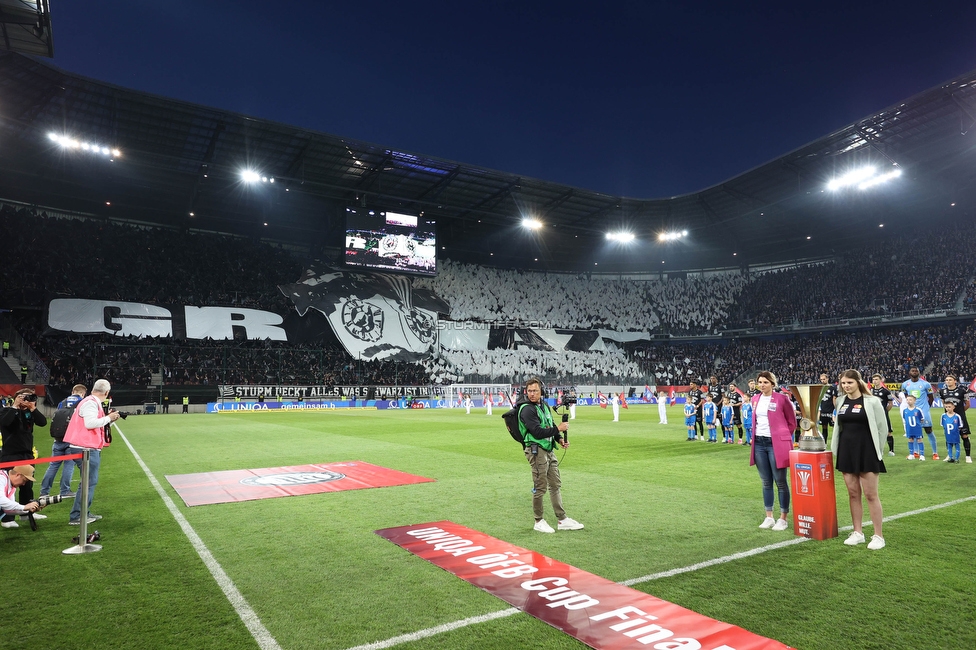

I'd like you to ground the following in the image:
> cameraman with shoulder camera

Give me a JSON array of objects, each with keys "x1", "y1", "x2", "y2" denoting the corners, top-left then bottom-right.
[
  {"x1": 518, "y1": 377, "x2": 584, "y2": 534},
  {"x1": 0, "y1": 388, "x2": 47, "y2": 528},
  {"x1": 63, "y1": 379, "x2": 119, "y2": 526}
]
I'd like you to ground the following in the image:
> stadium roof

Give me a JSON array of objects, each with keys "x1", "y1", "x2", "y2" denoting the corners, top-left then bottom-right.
[{"x1": 1, "y1": 50, "x2": 975, "y2": 273}]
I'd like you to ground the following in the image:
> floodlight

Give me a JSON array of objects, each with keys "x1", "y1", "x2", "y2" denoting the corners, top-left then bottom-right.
[
  {"x1": 522, "y1": 218, "x2": 543, "y2": 230},
  {"x1": 48, "y1": 132, "x2": 121, "y2": 157},
  {"x1": 606, "y1": 231, "x2": 635, "y2": 243},
  {"x1": 857, "y1": 168, "x2": 901, "y2": 190},
  {"x1": 827, "y1": 166, "x2": 877, "y2": 191},
  {"x1": 657, "y1": 231, "x2": 686, "y2": 242},
  {"x1": 241, "y1": 170, "x2": 261, "y2": 183}
]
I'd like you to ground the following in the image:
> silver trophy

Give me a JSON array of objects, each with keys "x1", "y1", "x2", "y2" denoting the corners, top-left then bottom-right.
[{"x1": 790, "y1": 385, "x2": 828, "y2": 452}]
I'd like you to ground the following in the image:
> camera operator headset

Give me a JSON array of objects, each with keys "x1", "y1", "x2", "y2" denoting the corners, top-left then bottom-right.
[
  {"x1": 517, "y1": 377, "x2": 583, "y2": 533},
  {"x1": 518, "y1": 379, "x2": 569, "y2": 453}
]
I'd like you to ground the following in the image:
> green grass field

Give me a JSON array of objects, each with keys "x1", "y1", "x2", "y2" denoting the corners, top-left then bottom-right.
[{"x1": 10, "y1": 405, "x2": 976, "y2": 650}]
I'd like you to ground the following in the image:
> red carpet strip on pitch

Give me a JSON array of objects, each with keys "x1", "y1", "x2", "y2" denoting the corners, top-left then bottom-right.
[
  {"x1": 166, "y1": 461, "x2": 435, "y2": 507},
  {"x1": 376, "y1": 521, "x2": 792, "y2": 650}
]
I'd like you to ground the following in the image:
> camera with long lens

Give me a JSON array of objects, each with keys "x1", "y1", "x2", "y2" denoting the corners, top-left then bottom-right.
[
  {"x1": 25, "y1": 495, "x2": 64, "y2": 531},
  {"x1": 21, "y1": 393, "x2": 37, "y2": 403},
  {"x1": 111, "y1": 410, "x2": 130, "y2": 420}
]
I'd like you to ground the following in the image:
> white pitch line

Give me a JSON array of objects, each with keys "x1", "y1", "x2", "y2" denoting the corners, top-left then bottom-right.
[
  {"x1": 348, "y1": 494, "x2": 976, "y2": 650},
  {"x1": 116, "y1": 425, "x2": 282, "y2": 650},
  {"x1": 344, "y1": 608, "x2": 520, "y2": 650}
]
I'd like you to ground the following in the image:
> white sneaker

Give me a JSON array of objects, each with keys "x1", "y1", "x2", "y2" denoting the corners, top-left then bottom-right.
[
  {"x1": 906, "y1": 454, "x2": 914, "y2": 460},
  {"x1": 20, "y1": 513, "x2": 47, "y2": 520},
  {"x1": 919, "y1": 456, "x2": 925, "y2": 461},
  {"x1": 759, "y1": 516, "x2": 776, "y2": 529},
  {"x1": 867, "y1": 535, "x2": 886, "y2": 550},
  {"x1": 1, "y1": 520, "x2": 19, "y2": 529},
  {"x1": 844, "y1": 531, "x2": 865, "y2": 546},
  {"x1": 558, "y1": 517, "x2": 584, "y2": 531},
  {"x1": 533, "y1": 519, "x2": 555, "y2": 533},
  {"x1": 944, "y1": 456, "x2": 951, "y2": 462},
  {"x1": 772, "y1": 518, "x2": 789, "y2": 531},
  {"x1": 967, "y1": 457, "x2": 973, "y2": 464},
  {"x1": 887, "y1": 451, "x2": 895, "y2": 456}
]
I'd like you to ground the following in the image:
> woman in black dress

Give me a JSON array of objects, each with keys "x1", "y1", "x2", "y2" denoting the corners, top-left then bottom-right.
[{"x1": 830, "y1": 369, "x2": 889, "y2": 550}]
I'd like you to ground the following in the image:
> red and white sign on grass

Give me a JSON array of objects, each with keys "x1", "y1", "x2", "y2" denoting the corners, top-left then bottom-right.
[
  {"x1": 377, "y1": 521, "x2": 792, "y2": 650},
  {"x1": 167, "y1": 461, "x2": 435, "y2": 506}
]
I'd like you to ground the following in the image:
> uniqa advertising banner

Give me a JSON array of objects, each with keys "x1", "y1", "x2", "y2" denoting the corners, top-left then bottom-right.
[{"x1": 376, "y1": 521, "x2": 792, "y2": 650}]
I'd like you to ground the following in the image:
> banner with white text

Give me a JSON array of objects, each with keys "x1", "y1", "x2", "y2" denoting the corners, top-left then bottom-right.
[{"x1": 377, "y1": 521, "x2": 792, "y2": 650}]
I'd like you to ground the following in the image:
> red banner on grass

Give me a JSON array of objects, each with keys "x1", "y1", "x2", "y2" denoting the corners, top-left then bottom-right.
[
  {"x1": 167, "y1": 461, "x2": 435, "y2": 507},
  {"x1": 376, "y1": 521, "x2": 791, "y2": 650}
]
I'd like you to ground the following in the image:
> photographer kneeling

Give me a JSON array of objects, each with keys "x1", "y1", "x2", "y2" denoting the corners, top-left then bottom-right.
[
  {"x1": 64, "y1": 379, "x2": 119, "y2": 526},
  {"x1": 0, "y1": 465, "x2": 44, "y2": 521}
]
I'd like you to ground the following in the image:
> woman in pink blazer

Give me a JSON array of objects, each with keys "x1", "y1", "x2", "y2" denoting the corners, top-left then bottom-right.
[{"x1": 750, "y1": 371, "x2": 797, "y2": 531}]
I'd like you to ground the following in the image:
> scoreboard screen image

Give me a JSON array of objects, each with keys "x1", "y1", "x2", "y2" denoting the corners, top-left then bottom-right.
[{"x1": 344, "y1": 207, "x2": 436, "y2": 276}]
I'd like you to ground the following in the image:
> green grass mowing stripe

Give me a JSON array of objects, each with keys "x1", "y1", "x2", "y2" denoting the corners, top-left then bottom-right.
[
  {"x1": 343, "y1": 494, "x2": 976, "y2": 649},
  {"x1": 114, "y1": 423, "x2": 282, "y2": 650},
  {"x1": 38, "y1": 406, "x2": 975, "y2": 650}
]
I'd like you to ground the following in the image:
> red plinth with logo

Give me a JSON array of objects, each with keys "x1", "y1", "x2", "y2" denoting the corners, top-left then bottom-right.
[{"x1": 789, "y1": 450, "x2": 838, "y2": 540}]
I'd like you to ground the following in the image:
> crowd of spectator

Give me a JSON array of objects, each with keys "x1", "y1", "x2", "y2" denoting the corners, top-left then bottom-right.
[
  {"x1": 420, "y1": 221, "x2": 976, "y2": 335},
  {"x1": 415, "y1": 259, "x2": 746, "y2": 333},
  {"x1": 629, "y1": 321, "x2": 976, "y2": 388},
  {"x1": 0, "y1": 203, "x2": 302, "y2": 312},
  {"x1": 726, "y1": 225, "x2": 976, "y2": 328},
  {"x1": 5, "y1": 203, "x2": 976, "y2": 389},
  {"x1": 430, "y1": 345, "x2": 644, "y2": 384},
  {"x1": 17, "y1": 315, "x2": 428, "y2": 387}
]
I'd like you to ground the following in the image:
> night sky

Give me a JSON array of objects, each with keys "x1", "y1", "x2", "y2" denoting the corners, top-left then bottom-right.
[{"x1": 51, "y1": 1, "x2": 976, "y2": 199}]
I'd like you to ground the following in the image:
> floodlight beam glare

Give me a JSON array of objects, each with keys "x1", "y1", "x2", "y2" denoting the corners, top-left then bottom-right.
[
  {"x1": 47, "y1": 132, "x2": 120, "y2": 157},
  {"x1": 826, "y1": 165, "x2": 901, "y2": 191}
]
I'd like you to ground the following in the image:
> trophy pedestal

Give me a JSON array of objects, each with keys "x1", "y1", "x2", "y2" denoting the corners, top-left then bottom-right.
[{"x1": 789, "y1": 449, "x2": 838, "y2": 540}]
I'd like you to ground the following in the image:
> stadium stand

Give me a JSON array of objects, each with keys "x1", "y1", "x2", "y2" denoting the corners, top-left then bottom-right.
[{"x1": 4, "y1": 204, "x2": 976, "y2": 390}]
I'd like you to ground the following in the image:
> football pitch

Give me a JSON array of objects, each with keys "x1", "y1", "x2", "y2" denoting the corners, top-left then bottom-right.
[{"x1": 13, "y1": 405, "x2": 976, "y2": 650}]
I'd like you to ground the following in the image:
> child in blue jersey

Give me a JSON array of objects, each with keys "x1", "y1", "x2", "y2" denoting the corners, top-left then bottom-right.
[
  {"x1": 903, "y1": 395, "x2": 925, "y2": 460},
  {"x1": 684, "y1": 402, "x2": 696, "y2": 441},
  {"x1": 742, "y1": 401, "x2": 754, "y2": 444},
  {"x1": 721, "y1": 397, "x2": 734, "y2": 444},
  {"x1": 902, "y1": 367, "x2": 938, "y2": 459},
  {"x1": 702, "y1": 399, "x2": 717, "y2": 442},
  {"x1": 942, "y1": 401, "x2": 962, "y2": 463}
]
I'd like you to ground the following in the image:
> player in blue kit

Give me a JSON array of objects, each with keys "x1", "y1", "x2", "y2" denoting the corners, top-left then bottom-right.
[
  {"x1": 702, "y1": 399, "x2": 717, "y2": 442},
  {"x1": 684, "y1": 402, "x2": 696, "y2": 441},
  {"x1": 903, "y1": 395, "x2": 925, "y2": 460},
  {"x1": 742, "y1": 401, "x2": 754, "y2": 444},
  {"x1": 721, "y1": 397, "x2": 735, "y2": 444},
  {"x1": 902, "y1": 367, "x2": 939, "y2": 460},
  {"x1": 941, "y1": 401, "x2": 962, "y2": 463}
]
